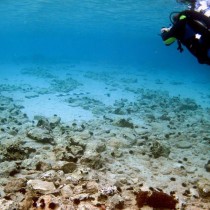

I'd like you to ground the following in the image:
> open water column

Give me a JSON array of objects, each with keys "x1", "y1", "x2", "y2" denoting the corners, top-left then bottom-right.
[{"x1": 0, "y1": 1, "x2": 209, "y2": 209}]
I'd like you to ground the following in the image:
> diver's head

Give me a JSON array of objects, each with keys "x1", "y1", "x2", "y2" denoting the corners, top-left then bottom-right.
[
  {"x1": 170, "y1": 12, "x2": 181, "y2": 24},
  {"x1": 172, "y1": 14, "x2": 180, "y2": 23}
]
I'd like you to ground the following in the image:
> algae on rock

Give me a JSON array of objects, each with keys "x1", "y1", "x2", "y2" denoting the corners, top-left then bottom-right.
[
  {"x1": 115, "y1": 118, "x2": 134, "y2": 129},
  {"x1": 150, "y1": 140, "x2": 170, "y2": 158},
  {"x1": 0, "y1": 140, "x2": 35, "y2": 161}
]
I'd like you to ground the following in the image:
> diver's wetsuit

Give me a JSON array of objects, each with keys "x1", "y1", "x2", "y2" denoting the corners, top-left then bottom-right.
[{"x1": 161, "y1": 10, "x2": 210, "y2": 65}]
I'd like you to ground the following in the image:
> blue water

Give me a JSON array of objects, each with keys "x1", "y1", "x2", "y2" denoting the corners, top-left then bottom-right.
[
  {"x1": 0, "y1": 0, "x2": 209, "y2": 104},
  {"x1": 0, "y1": 0, "x2": 186, "y2": 65}
]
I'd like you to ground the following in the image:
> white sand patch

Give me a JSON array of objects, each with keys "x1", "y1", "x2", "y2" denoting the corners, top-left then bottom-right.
[{"x1": 0, "y1": 63, "x2": 209, "y2": 123}]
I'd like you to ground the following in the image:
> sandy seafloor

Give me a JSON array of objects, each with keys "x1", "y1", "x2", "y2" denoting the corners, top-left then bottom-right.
[{"x1": 0, "y1": 62, "x2": 210, "y2": 209}]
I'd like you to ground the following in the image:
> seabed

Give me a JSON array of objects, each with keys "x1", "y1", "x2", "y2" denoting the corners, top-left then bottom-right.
[{"x1": 0, "y1": 63, "x2": 209, "y2": 209}]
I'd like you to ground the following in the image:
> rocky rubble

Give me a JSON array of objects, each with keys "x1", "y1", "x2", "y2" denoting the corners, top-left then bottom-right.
[{"x1": 0, "y1": 91, "x2": 210, "y2": 209}]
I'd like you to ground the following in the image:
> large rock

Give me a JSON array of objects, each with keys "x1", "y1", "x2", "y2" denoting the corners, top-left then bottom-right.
[
  {"x1": 40, "y1": 170, "x2": 63, "y2": 182},
  {"x1": 95, "y1": 142, "x2": 106, "y2": 153},
  {"x1": 150, "y1": 140, "x2": 170, "y2": 158},
  {"x1": 176, "y1": 141, "x2": 192, "y2": 149},
  {"x1": 197, "y1": 179, "x2": 210, "y2": 197},
  {"x1": 0, "y1": 199, "x2": 18, "y2": 210},
  {"x1": 27, "y1": 127, "x2": 54, "y2": 143},
  {"x1": 48, "y1": 115, "x2": 61, "y2": 128},
  {"x1": 73, "y1": 181, "x2": 98, "y2": 194},
  {"x1": 27, "y1": 179, "x2": 56, "y2": 194},
  {"x1": 0, "y1": 161, "x2": 18, "y2": 178},
  {"x1": 204, "y1": 160, "x2": 210, "y2": 172},
  {"x1": 54, "y1": 147, "x2": 78, "y2": 162},
  {"x1": 0, "y1": 141, "x2": 31, "y2": 161},
  {"x1": 61, "y1": 185, "x2": 73, "y2": 198},
  {"x1": 107, "y1": 194, "x2": 124, "y2": 209},
  {"x1": 53, "y1": 161, "x2": 77, "y2": 173},
  {"x1": 4, "y1": 178, "x2": 26, "y2": 193},
  {"x1": 80, "y1": 151, "x2": 103, "y2": 169}
]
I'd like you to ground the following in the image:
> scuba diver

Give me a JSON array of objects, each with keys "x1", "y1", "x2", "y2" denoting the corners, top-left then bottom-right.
[
  {"x1": 177, "y1": 0, "x2": 210, "y2": 15},
  {"x1": 176, "y1": 0, "x2": 197, "y2": 9},
  {"x1": 161, "y1": 9, "x2": 210, "y2": 65},
  {"x1": 195, "y1": 0, "x2": 210, "y2": 16}
]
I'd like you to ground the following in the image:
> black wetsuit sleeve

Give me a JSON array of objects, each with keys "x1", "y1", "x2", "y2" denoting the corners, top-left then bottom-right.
[{"x1": 161, "y1": 20, "x2": 186, "y2": 45}]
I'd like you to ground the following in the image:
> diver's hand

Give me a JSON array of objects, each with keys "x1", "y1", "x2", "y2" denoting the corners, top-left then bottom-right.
[{"x1": 161, "y1": 27, "x2": 171, "y2": 33}]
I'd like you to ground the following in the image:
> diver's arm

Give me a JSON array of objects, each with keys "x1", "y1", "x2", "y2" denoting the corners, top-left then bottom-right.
[
  {"x1": 161, "y1": 27, "x2": 177, "y2": 45},
  {"x1": 161, "y1": 19, "x2": 186, "y2": 46},
  {"x1": 160, "y1": 24, "x2": 181, "y2": 45}
]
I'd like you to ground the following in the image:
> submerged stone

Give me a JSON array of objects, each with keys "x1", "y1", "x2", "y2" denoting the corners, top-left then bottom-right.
[
  {"x1": 4, "y1": 178, "x2": 26, "y2": 193},
  {"x1": 53, "y1": 161, "x2": 77, "y2": 173},
  {"x1": 48, "y1": 115, "x2": 61, "y2": 128},
  {"x1": 205, "y1": 160, "x2": 210, "y2": 172},
  {"x1": 197, "y1": 180, "x2": 210, "y2": 197},
  {"x1": 95, "y1": 142, "x2": 106, "y2": 153},
  {"x1": 80, "y1": 151, "x2": 103, "y2": 169},
  {"x1": 111, "y1": 149, "x2": 123, "y2": 158},
  {"x1": 35, "y1": 116, "x2": 50, "y2": 128},
  {"x1": 0, "y1": 140, "x2": 33, "y2": 161},
  {"x1": 0, "y1": 199, "x2": 17, "y2": 210},
  {"x1": 27, "y1": 127, "x2": 54, "y2": 143},
  {"x1": 0, "y1": 161, "x2": 18, "y2": 178},
  {"x1": 176, "y1": 141, "x2": 192, "y2": 149},
  {"x1": 115, "y1": 118, "x2": 134, "y2": 129},
  {"x1": 27, "y1": 179, "x2": 56, "y2": 194},
  {"x1": 150, "y1": 140, "x2": 170, "y2": 158},
  {"x1": 61, "y1": 184, "x2": 73, "y2": 198}
]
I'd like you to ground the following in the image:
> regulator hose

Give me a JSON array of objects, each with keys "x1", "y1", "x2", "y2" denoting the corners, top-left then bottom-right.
[{"x1": 169, "y1": 11, "x2": 181, "y2": 24}]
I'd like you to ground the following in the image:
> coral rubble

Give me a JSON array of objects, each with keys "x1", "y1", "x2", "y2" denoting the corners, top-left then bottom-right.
[{"x1": 0, "y1": 84, "x2": 210, "y2": 209}]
